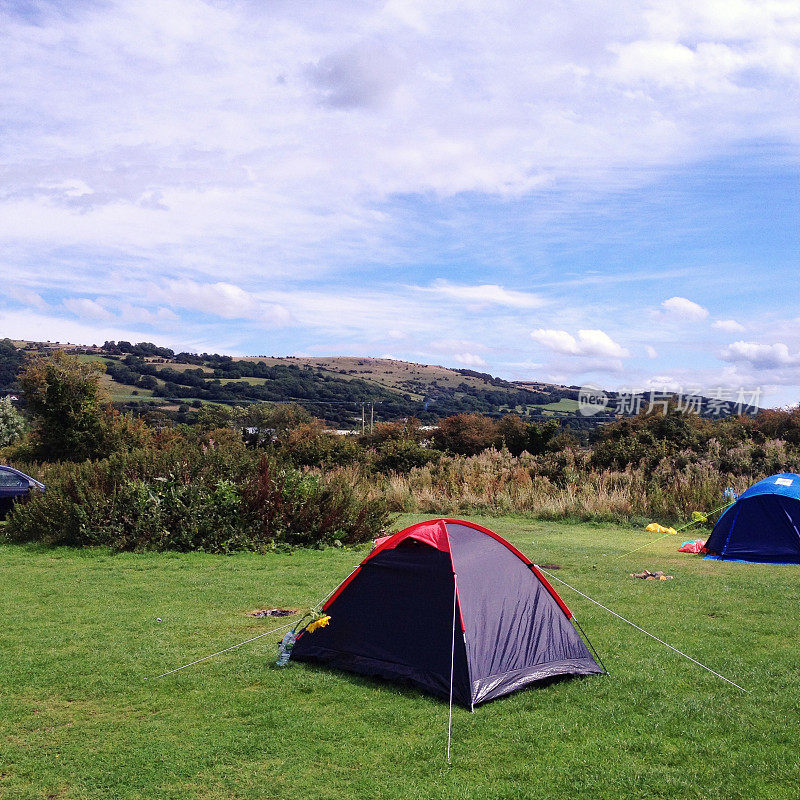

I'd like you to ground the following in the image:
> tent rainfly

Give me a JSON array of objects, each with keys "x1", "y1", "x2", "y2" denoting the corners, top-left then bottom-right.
[
  {"x1": 291, "y1": 518, "x2": 603, "y2": 708},
  {"x1": 704, "y1": 473, "x2": 800, "y2": 564}
]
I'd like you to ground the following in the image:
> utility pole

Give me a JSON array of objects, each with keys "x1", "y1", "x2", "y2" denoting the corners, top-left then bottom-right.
[
  {"x1": 361, "y1": 404, "x2": 365, "y2": 435},
  {"x1": 370, "y1": 403, "x2": 374, "y2": 433}
]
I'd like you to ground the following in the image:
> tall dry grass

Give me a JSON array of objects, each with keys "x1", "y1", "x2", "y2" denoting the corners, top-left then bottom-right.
[{"x1": 324, "y1": 445, "x2": 783, "y2": 524}]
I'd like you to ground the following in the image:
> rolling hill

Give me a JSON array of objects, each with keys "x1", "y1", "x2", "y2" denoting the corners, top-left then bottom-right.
[
  {"x1": 1, "y1": 339, "x2": 589, "y2": 428},
  {"x1": 1, "y1": 339, "x2": 759, "y2": 429}
]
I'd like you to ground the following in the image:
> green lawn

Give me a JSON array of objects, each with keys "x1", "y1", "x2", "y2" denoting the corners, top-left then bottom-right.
[{"x1": 1, "y1": 516, "x2": 798, "y2": 799}]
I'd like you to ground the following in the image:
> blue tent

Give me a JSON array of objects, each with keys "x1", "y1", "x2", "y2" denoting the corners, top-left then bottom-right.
[{"x1": 704, "y1": 473, "x2": 800, "y2": 563}]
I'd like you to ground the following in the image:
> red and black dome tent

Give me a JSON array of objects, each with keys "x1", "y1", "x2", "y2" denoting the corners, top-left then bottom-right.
[{"x1": 291, "y1": 519, "x2": 602, "y2": 708}]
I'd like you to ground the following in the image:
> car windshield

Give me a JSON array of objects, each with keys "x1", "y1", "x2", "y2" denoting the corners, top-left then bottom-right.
[{"x1": 0, "y1": 470, "x2": 28, "y2": 488}]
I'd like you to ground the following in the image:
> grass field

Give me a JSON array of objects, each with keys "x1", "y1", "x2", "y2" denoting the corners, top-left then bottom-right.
[
  {"x1": 1, "y1": 515, "x2": 798, "y2": 799},
  {"x1": 533, "y1": 398, "x2": 581, "y2": 413}
]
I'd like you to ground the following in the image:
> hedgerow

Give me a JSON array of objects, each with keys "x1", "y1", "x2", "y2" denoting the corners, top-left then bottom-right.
[{"x1": 4, "y1": 433, "x2": 389, "y2": 552}]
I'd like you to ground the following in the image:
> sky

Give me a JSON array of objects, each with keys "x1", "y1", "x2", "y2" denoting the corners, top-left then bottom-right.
[{"x1": 2, "y1": 0, "x2": 799, "y2": 406}]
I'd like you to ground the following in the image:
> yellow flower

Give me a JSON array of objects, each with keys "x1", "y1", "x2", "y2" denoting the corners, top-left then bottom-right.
[{"x1": 306, "y1": 615, "x2": 331, "y2": 633}]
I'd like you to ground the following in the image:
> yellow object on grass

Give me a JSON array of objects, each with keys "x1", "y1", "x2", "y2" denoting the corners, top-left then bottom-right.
[
  {"x1": 645, "y1": 523, "x2": 678, "y2": 535},
  {"x1": 306, "y1": 615, "x2": 331, "y2": 633}
]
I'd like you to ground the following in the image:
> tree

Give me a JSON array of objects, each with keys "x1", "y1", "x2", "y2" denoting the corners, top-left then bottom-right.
[
  {"x1": 0, "y1": 397, "x2": 26, "y2": 447},
  {"x1": 137, "y1": 374, "x2": 158, "y2": 390},
  {"x1": 0, "y1": 338, "x2": 25, "y2": 390},
  {"x1": 432, "y1": 413, "x2": 497, "y2": 456},
  {"x1": 495, "y1": 414, "x2": 529, "y2": 456},
  {"x1": 527, "y1": 419, "x2": 560, "y2": 455},
  {"x1": 195, "y1": 403, "x2": 235, "y2": 431},
  {"x1": 18, "y1": 350, "x2": 148, "y2": 461},
  {"x1": 234, "y1": 403, "x2": 313, "y2": 446}
]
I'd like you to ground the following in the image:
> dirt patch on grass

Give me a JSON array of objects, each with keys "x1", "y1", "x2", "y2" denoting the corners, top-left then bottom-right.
[{"x1": 247, "y1": 608, "x2": 300, "y2": 618}]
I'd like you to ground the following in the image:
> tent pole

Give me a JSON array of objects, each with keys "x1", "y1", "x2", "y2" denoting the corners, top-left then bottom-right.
[
  {"x1": 572, "y1": 613, "x2": 609, "y2": 676},
  {"x1": 446, "y1": 573, "x2": 458, "y2": 764}
]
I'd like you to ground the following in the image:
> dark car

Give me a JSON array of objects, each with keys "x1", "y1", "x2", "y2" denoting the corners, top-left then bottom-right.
[{"x1": 0, "y1": 466, "x2": 45, "y2": 519}]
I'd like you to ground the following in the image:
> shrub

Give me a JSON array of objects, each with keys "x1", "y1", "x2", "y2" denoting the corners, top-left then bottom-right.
[
  {"x1": 246, "y1": 458, "x2": 390, "y2": 547},
  {"x1": 4, "y1": 438, "x2": 389, "y2": 552},
  {"x1": 373, "y1": 438, "x2": 439, "y2": 474},
  {"x1": 0, "y1": 396, "x2": 26, "y2": 447},
  {"x1": 280, "y1": 422, "x2": 363, "y2": 468},
  {"x1": 432, "y1": 413, "x2": 497, "y2": 456}
]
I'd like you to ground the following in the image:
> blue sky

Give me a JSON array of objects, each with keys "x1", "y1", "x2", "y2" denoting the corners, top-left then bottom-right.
[{"x1": 2, "y1": 0, "x2": 799, "y2": 405}]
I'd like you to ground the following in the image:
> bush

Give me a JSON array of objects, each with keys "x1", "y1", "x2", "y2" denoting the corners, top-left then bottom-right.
[
  {"x1": 432, "y1": 413, "x2": 497, "y2": 456},
  {"x1": 280, "y1": 422, "x2": 364, "y2": 468},
  {"x1": 0, "y1": 396, "x2": 26, "y2": 447},
  {"x1": 4, "y1": 437, "x2": 389, "y2": 552},
  {"x1": 246, "y1": 457, "x2": 390, "y2": 547},
  {"x1": 373, "y1": 438, "x2": 439, "y2": 473}
]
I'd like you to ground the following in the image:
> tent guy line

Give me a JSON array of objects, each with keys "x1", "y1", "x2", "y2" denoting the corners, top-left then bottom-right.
[
  {"x1": 614, "y1": 499, "x2": 735, "y2": 561},
  {"x1": 146, "y1": 619, "x2": 299, "y2": 680},
  {"x1": 570, "y1": 614, "x2": 609, "y2": 676},
  {"x1": 146, "y1": 566, "x2": 363, "y2": 681},
  {"x1": 535, "y1": 567, "x2": 747, "y2": 693}
]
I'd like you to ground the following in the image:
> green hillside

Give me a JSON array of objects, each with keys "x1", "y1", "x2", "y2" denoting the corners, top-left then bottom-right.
[
  {"x1": 1, "y1": 339, "x2": 758, "y2": 428},
  {"x1": 0, "y1": 339, "x2": 581, "y2": 427}
]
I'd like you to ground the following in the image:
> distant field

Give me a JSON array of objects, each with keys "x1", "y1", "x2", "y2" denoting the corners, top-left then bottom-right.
[
  {"x1": 535, "y1": 398, "x2": 582, "y2": 413},
  {"x1": 219, "y1": 376, "x2": 269, "y2": 386},
  {"x1": 97, "y1": 372, "x2": 155, "y2": 401},
  {"x1": 2, "y1": 516, "x2": 797, "y2": 799}
]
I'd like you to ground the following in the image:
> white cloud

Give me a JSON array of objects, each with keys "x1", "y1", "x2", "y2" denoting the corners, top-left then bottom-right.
[
  {"x1": 531, "y1": 329, "x2": 583, "y2": 354},
  {"x1": 4, "y1": 0, "x2": 798, "y2": 276},
  {"x1": 117, "y1": 303, "x2": 180, "y2": 326},
  {"x1": 453, "y1": 352, "x2": 488, "y2": 367},
  {"x1": 661, "y1": 296, "x2": 709, "y2": 320},
  {"x1": 645, "y1": 345, "x2": 658, "y2": 358},
  {"x1": 160, "y1": 280, "x2": 257, "y2": 319},
  {"x1": 530, "y1": 328, "x2": 630, "y2": 358},
  {"x1": 0, "y1": 307, "x2": 220, "y2": 353},
  {"x1": 149, "y1": 279, "x2": 290, "y2": 324},
  {"x1": 6, "y1": 285, "x2": 48, "y2": 310},
  {"x1": 713, "y1": 318, "x2": 746, "y2": 332},
  {"x1": 720, "y1": 340, "x2": 798, "y2": 369},
  {"x1": 62, "y1": 297, "x2": 113, "y2": 321},
  {"x1": 306, "y1": 42, "x2": 406, "y2": 110},
  {"x1": 427, "y1": 338, "x2": 490, "y2": 354},
  {"x1": 0, "y1": 1, "x2": 799, "y2": 406},
  {"x1": 637, "y1": 375, "x2": 683, "y2": 393},
  {"x1": 420, "y1": 280, "x2": 547, "y2": 309}
]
